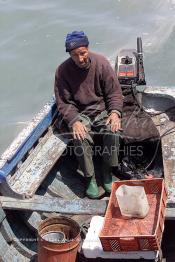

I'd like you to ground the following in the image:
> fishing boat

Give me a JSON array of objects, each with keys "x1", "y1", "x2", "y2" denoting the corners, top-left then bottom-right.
[{"x1": 0, "y1": 38, "x2": 174, "y2": 261}]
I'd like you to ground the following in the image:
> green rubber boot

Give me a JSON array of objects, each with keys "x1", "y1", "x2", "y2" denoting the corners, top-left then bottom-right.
[
  {"x1": 103, "y1": 164, "x2": 112, "y2": 193},
  {"x1": 86, "y1": 175, "x2": 99, "y2": 199}
]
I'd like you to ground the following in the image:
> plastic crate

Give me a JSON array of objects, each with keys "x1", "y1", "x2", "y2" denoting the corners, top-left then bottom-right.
[{"x1": 99, "y1": 178, "x2": 167, "y2": 252}]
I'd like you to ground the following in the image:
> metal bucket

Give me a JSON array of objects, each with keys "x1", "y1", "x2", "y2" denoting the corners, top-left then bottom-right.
[{"x1": 38, "y1": 216, "x2": 81, "y2": 262}]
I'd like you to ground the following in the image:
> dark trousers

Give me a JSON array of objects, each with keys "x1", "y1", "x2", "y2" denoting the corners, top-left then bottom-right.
[{"x1": 73, "y1": 111, "x2": 120, "y2": 177}]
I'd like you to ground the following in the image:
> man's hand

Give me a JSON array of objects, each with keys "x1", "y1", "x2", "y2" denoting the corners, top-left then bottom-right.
[
  {"x1": 106, "y1": 112, "x2": 121, "y2": 133},
  {"x1": 72, "y1": 121, "x2": 88, "y2": 140}
]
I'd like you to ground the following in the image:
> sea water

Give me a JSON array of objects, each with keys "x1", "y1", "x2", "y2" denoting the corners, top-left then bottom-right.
[{"x1": 1, "y1": 0, "x2": 175, "y2": 155}]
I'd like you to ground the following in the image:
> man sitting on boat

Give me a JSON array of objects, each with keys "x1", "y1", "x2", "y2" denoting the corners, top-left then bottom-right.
[{"x1": 54, "y1": 31, "x2": 123, "y2": 199}]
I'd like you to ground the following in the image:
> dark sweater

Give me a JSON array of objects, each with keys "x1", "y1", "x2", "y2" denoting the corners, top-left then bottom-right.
[{"x1": 54, "y1": 52, "x2": 123, "y2": 127}]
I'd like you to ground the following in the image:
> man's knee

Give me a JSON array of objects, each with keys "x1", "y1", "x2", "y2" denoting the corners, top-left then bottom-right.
[{"x1": 73, "y1": 138, "x2": 93, "y2": 157}]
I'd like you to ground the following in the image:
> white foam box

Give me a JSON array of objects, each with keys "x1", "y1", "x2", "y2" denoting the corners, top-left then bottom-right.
[{"x1": 82, "y1": 216, "x2": 158, "y2": 260}]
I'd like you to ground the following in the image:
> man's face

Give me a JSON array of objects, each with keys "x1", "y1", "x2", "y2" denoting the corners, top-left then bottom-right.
[{"x1": 70, "y1": 47, "x2": 89, "y2": 69}]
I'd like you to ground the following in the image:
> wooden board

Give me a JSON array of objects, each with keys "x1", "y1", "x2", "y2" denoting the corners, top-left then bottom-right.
[
  {"x1": 1, "y1": 130, "x2": 68, "y2": 198},
  {"x1": 159, "y1": 114, "x2": 175, "y2": 205},
  {"x1": 1, "y1": 195, "x2": 174, "y2": 220},
  {"x1": 152, "y1": 113, "x2": 175, "y2": 210},
  {"x1": 0, "y1": 196, "x2": 108, "y2": 215}
]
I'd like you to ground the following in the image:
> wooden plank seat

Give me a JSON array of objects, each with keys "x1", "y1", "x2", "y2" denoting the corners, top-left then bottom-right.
[
  {"x1": 0, "y1": 196, "x2": 108, "y2": 215},
  {"x1": 0, "y1": 129, "x2": 68, "y2": 199},
  {"x1": 0, "y1": 194, "x2": 174, "y2": 221}
]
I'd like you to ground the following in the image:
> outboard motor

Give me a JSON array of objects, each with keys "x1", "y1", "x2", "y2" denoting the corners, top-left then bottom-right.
[
  {"x1": 115, "y1": 38, "x2": 161, "y2": 179},
  {"x1": 115, "y1": 37, "x2": 146, "y2": 86}
]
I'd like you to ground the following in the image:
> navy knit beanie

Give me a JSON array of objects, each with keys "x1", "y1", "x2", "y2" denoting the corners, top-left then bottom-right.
[{"x1": 65, "y1": 31, "x2": 89, "y2": 52}]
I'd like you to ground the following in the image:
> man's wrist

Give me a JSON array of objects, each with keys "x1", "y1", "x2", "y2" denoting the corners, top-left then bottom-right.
[{"x1": 109, "y1": 110, "x2": 121, "y2": 118}]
